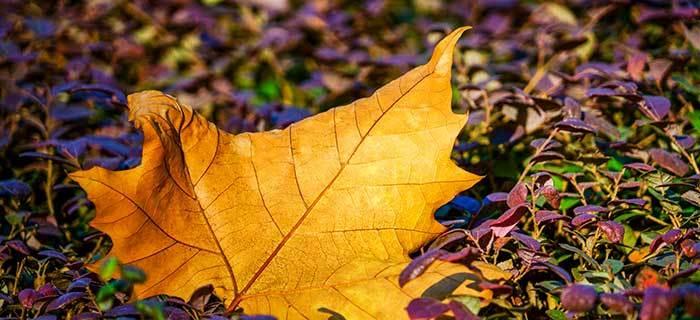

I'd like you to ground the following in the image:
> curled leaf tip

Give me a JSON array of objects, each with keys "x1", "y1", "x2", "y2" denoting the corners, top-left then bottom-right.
[{"x1": 430, "y1": 26, "x2": 471, "y2": 76}]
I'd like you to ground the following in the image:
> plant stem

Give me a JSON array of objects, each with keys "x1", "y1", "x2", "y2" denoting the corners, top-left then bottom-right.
[{"x1": 518, "y1": 128, "x2": 559, "y2": 183}]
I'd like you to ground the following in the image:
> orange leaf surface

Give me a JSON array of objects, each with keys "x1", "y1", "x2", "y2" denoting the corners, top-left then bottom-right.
[{"x1": 70, "y1": 27, "x2": 482, "y2": 319}]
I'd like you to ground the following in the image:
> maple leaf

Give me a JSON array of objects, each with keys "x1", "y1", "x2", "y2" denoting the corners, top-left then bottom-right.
[{"x1": 70, "y1": 27, "x2": 482, "y2": 319}]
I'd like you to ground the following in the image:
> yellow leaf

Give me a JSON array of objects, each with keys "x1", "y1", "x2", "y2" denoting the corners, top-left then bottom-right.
[
  {"x1": 471, "y1": 262, "x2": 512, "y2": 281},
  {"x1": 70, "y1": 27, "x2": 482, "y2": 319},
  {"x1": 629, "y1": 246, "x2": 651, "y2": 263}
]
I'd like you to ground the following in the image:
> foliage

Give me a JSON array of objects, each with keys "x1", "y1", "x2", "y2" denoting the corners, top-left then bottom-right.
[{"x1": 1, "y1": 0, "x2": 700, "y2": 319}]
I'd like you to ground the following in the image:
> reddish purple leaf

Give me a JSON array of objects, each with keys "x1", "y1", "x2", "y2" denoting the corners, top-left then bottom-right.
[
  {"x1": 661, "y1": 229, "x2": 683, "y2": 244},
  {"x1": 650, "y1": 235, "x2": 665, "y2": 254},
  {"x1": 627, "y1": 52, "x2": 646, "y2": 81},
  {"x1": 447, "y1": 300, "x2": 479, "y2": 320},
  {"x1": 530, "y1": 138, "x2": 562, "y2": 150},
  {"x1": 511, "y1": 231, "x2": 541, "y2": 251},
  {"x1": 560, "y1": 284, "x2": 598, "y2": 312},
  {"x1": 37, "y1": 283, "x2": 60, "y2": 297},
  {"x1": 406, "y1": 298, "x2": 449, "y2": 320},
  {"x1": 485, "y1": 192, "x2": 508, "y2": 204},
  {"x1": 46, "y1": 292, "x2": 85, "y2": 312},
  {"x1": 437, "y1": 246, "x2": 479, "y2": 262},
  {"x1": 491, "y1": 203, "x2": 529, "y2": 237},
  {"x1": 609, "y1": 198, "x2": 647, "y2": 207},
  {"x1": 681, "y1": 239, "x2": 699, "y2": 258},
  {"x1": 640, "y1": 286, "x2": 680, "y2": 320},
  {"x1": 534, "y1": 210, "x2": 567, "y2": 225},
  {"x1": 538, "y1": 185, "x2": 560, "y2": 208},
  {"x1": 507, "y1": 183, "x2": 528, "y2": 208},
  {"x1": 18, "y1": 288, "x2": 38, "y2": 308},
  {"x1": 555, "y1": 118, "x2": 596, "y2": 134},
  {"x1": 649, "y1": 59, "x2": 673, "y2": 84},
  {"x1": 641, "y1": 95, "x2": 670, "y2": 121},
  {"x1": 597, "y1": 220, "x2": 624, "y2": 243},
  {"x1": 6, "y1": 240, "x2": 31, "y2": 255},
  {"x1": 624, "y1": 162, "x2": 655, "y2": 172},
  {"x1": 649, "y1": 148, "x2": 689, "y2": 177},
  {"x1": 571, "y1": 213, "x2": 597, "y2": 228},
  {"x1": 399, "y1": 250, "x2": 443, "y2": 287},
  {"x1": 675, "y1": 135, "x2": 695, "y2": 149},
  {"x1": 517, "y1": 249, "x2": 549, "y2": 264},
  {"x1": 573, "y1": 205, "x2": 608, "y2": 215},
  {"x1": 675, "y1": 284, "x2": 700, "y2": 317},
  {"x1": 600, "y1": 293, "x2": 634, "y2": 315}
]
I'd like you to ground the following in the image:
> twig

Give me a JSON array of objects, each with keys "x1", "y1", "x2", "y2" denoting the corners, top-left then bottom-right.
[{"x1": 518, "y1": 128, "x2": 560, "y2": 183}]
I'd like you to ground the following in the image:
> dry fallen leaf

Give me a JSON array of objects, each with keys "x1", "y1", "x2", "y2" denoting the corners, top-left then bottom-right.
[{"x1": 70, "y1": 27, "x2": 482, "y2": 319}]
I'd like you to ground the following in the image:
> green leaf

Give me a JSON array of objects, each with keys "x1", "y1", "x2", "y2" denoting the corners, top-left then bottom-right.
[
  {"x1": 559, "y1": 197, "x2": 580, "y2": 211},
  {"x1": 689, "y1": 111, "x2": 700, "y2": 132},
  {"x1": 547, "y1": 309, "x2": 567, "y2": 320},
  {"x1": 451, "y1": 295, "x2": 481, "y2": 315},
  {"x1": 99, "y1": 257, "x2": 119, "y2": 281},
  {"x1": 257, "y1": 79, "x2": 281, "y2": 102},
  {"x1": 621, "y1": 224, "x2": 638, "y2": 254},
  {"x1": 602, "y1": 259, "x2": 624, "y2": 274},
  {"x1": 607, "y1": 157, "x2": 624, "y2": 171},
  {"x1": 121, "y1": 265, "x2": 147, "y2": 284},
  {"x1": 96, "y1": 282, "x2": 117, "y2": 302}
]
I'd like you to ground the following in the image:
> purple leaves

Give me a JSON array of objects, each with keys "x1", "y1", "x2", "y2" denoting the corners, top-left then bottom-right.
[
  {"x1": 627, "y1": 52, "x2": 647, "y2": 82},
  {"x1": 534, "y1": 210, "x2": 567, "y2": 225},
  {"x1": 491, "y1": 204, "x2": 529, "y2": 237},
  {"x1": 573, "y1": 205, "x2": 608, "y2": 215},
  {"x1": 406, "y1": 298, "x2": 450, "y2": 319},
  {"x1": 45, "y1": 292, "x2": 86, "y2": 312},
  {"x1": 640, "y1": 95, "x2": 671, "y2": 121},
  {"x1": 597, "y1": 220, "x2": 624, "y2": 243},
  {"x1": 600, "y1": 293, "x2": 634, "y2": 315},
  {"x1": 400, "y1": 247, "x2": 479, "y2": 286},
  {"x1": 538, "y1": 185, "x2": 560, "y2": 208},
  {"x1": 649, "y1": 148, "x2": 690, "y2": 177},
  {"x1": 0, "y1": 180, "x2": 32, "y2": 199},
  {"x1": 624, "y1": 162, "x2": 655, "y2": 172},
  {"x1": 18, "y1": 288, "x2": 39, "y2": 308},
  {"x1": 554, "y1": 118, "x2": 596, "y2": 134},
  {"x1": 507, "y1": 183, "x2": 528, "y2": 207},
  {"x1": 560, "y1": 284, "x2": 598, "y2": 313},
  {"x1": 571, "y1": 214, "x2": 597, "y2": 228},
  {"x1": 640, "y1": 286, "x2": 680, "y2": 320},
  {"x1": 511, "y1": 231, "x2": 540, "y2": 251},
  {"x1": 399, "y1": 250, "x2": 443, "y2": 287},
  {"x1": 406, "y1": 298, "x2": 479, "y2": 320}
]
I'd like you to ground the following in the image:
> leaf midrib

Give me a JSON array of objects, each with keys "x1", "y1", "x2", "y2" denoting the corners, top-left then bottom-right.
[{"x1": 233, "y1": 67, "x2": 437, "y2": 304}]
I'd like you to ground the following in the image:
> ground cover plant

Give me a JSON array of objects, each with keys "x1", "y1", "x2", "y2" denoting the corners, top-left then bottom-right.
[{"x1": 1, "y1": 0, "x2": 700, "y2": 319}]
